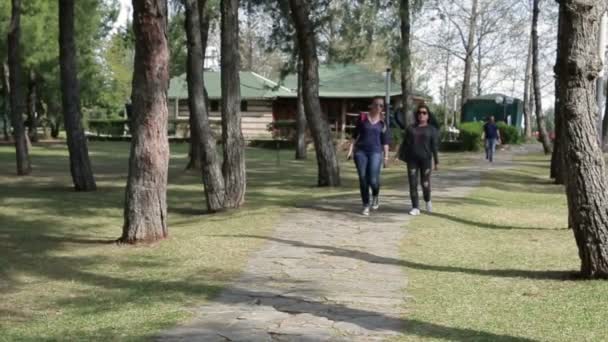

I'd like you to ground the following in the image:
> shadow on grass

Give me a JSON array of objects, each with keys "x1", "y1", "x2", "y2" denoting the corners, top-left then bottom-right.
[
  {"x1": 163, "y1": 286, "x2": 537, "y2": 342},
  {"x1": 427, "y1": 212, "x2": 568, "y2": 231},
  {"x1": 215, "y1": 235, "x2": 578, "y2": 281}
]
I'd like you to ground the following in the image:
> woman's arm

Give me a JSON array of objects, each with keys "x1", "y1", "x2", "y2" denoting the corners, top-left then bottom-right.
[{"x1": 431, "y1": 127, "x2": 439, "y2": 169}]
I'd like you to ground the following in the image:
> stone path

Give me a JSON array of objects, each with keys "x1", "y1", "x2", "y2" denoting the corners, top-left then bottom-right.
[{"x1": 158, "y1": 147, "x2": 528, "y2": 342}]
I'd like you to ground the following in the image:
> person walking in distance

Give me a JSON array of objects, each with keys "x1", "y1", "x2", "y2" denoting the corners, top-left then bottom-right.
[
  {"x1": 482, "y1": 116, "x2": 501, "y2": 162},
  {"x1": 347, "y1": 97, "x2": 391, "y2": 216},
  {"x1": 398, "y1": 104, "x2": 439, "y2": 216}
]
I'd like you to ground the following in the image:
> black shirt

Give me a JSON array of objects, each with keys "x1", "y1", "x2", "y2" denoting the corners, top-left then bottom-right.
[{"x1": 401, "y1": 125, "x2": 439, "y2": 164}]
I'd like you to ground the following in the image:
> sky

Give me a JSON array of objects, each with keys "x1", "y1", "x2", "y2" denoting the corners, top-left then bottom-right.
[{"x1": 117, "y1": 0, "x2": 132, "y2": 29}]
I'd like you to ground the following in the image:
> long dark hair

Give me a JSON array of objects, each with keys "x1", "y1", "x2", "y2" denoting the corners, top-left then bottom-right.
[{"x1": 413, "y1": 104, "x2": 439, "y2": 128}]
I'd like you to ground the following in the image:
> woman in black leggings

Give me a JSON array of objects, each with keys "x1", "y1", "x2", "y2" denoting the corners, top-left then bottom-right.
[{"x1": 398, "y1": 104, "x2": 439, "y2": 216}]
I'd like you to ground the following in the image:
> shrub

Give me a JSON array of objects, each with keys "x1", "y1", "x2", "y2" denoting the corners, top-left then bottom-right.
[
  {"x1": 87, "y1": 119, "x2": 129, "y2": 136},
  {"x1": 459, "y1": 122, "x2": 483, "y2": 151},
  {"x1": 267, "y1": 120, "x2": 297, "y2": 141},
  {"x1": 497, "y1": 122, "x2": 522, "y2": 145}
]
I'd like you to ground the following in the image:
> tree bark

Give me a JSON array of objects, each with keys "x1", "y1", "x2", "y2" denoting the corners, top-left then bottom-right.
[
  {"x1": 399, "y1": 0, "x2": 414, "y2": 126},
  {"x1": 59, "y1": 0, "x2": 97, "y2": 191},
  {"x1": 461, "y1": 0, "x2": 479, "y2": 112},
  {"x1": 120, "y1": 0, "x2": 170, "y2": 244},
  {"x1": 186, "y1": 0, "x2": 210, "y2": 170},
  {"x1": 26, "y1": 71, "x2": 38, "y2": 142},
  {"x1": 523, "y1": 37, "x2": 533, "y2": 139},
  {"x1": 550, "y1": 7, "x2": 565, "y2": 184},
  {"x1": 7, "y1": 0, "x2": 31, "y2": 175},
  {"x1": 476, "y1": 32, "x2": 482, "y2": 97},
  {"x1": 604, "y1": 87, "x2": 608, "y2": 152},
  {"x1": 558, "y1": 0, "x2": 608, "y2": 278},
  {"x1": 184, "y1": 0, "x2": 226, "y2": 212},
  {"x1": 1, "y1": 62, "x2": 10, "y2": 141},
  {"x1": 295, "y1": 53, "x2": 307, "y2": 160},
  {"x1": 532, "y1": 0, "x2": 552, "y2": 154},
  {"x1": 288, "y1": 0, "x2": 340, "y2": 186},
  {"x1": 221, "y1": 0, "x2": 247, "y2": 207}
]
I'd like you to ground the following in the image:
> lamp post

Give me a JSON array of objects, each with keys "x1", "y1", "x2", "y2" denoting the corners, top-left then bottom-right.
[
  {"x1": 384, "y1": 68, "x2": 391, "y2": 127},
  {"x1": 495, "y1": 95, "x2": 514, "y2": 125}
]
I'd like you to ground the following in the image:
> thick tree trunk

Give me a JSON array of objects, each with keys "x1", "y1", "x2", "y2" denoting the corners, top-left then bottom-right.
[
  {"x1": 1, "y1": 62, "x2": 10, "y2": 141},
  {"x1": 184, "y1": 0, "x2": 226, "y2": 212},
  {"x1": 288, "y1": 0, "x2": 340, "y2": 186},
  {"x1": 221, "y1": 0, "x2": 247, "y2": 207},
  {"x1": 551, "y1": 8, "x2": 565, "y2": 184},
  {"x1": 295, "y1": 54, "x2": 307, "y2": 160},
  {"x1": 26, "y1": 71, "x2": 38, "y2": 142},
  {"x1": 120, "y1": 0, "x2": 170, "y2": 244},
  {"x1": 523, "y1": 37, "x2": 533, "y2": 139},
  {"x1": 399, "y1": 0, "x2": 413, "y2": 126},
  {"x1": 7, "y1": 0, "x2": 31, "y2": 175},
  {"x1": 186, "y1": 0, "x2": 210, "y2": 170},
  {"x1": 532, "y1": 0, "x2": 552, "y2": 154},
  {"x1": 558, "y1": 0, "x2": 608, "y2": 278},
  {"x1": 185, "y1": 0, "x2": 213, "y2": 170},
  {"x1": 59, "y1": 0, "x2": 97, "y2": 191},
  {"x1": 461, "y1": 0, "x2": 478, "y2": 111}
]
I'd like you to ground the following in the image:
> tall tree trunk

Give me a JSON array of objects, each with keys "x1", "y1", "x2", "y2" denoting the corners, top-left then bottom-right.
[
  {"x1": 120, "y1": 0, "x2": 170, "y2": 244},
  {"x1": 558, "y1": 0, "x2": 608, "y2": 278},
  {"x1": 443, "y1": 51, "x2": 450, "y2": 127},
  {"x1": 1, "y1": 62, "x2": 10, "y2": 141},
  {"x1": 184, "y1": 0, "x2": 226, "y2": 212},
  {"x1": 221, "y1": 0, "x2": 247, "y2": 207},
  {"x1": 26, "y1": 71, "x2": 38, "y2": 142},
  {"x1": 523, "y1": 37, "x2": 533, "y2": 139},
  {"x1": 603, "y1": 88, "x2": 608, "y2": 152},
  {"x1": 295, "y1": 54, "x2": 307, "y2": 160},
  {"x1": 532, "y1": 0, "x2": 552, "y2": 154},
  {"x1": 399, "y1": 0, "x2": 414, "y2": 126},
  {"x1": 7, "y1": 0, "x2": 31, "y2": 175},
  {"x1": 476, "y1": 33, "x2": 482, "y2": 97},
  {"x1": 288, "y1": 0, "x2": 341, "y2": 186},
  {"x1": 550, "y1": 7, "x2": 565, "y2": 184},
  {"x1": 461, "y1": 0, "x2": 479, "y2": 112},
  {"x1": 59, "y1": 0, "x2": 97, "y2": 191},
  {"x1": 246, "y1": 0, "x2": 254, "y2": 71},
  {"x1": 186, "y1": 0, "x2": 211, "y2": 170}
]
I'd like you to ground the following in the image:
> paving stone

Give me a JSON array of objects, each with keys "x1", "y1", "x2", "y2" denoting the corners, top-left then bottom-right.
[{"x1": 156, "y1": 150, "x2": 525, "y2": 341}]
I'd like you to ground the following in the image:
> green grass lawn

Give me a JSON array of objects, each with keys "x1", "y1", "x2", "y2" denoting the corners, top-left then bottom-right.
[
  {"x1": 0, "y1": 141, "x2": 472, "y2": 341},
  {"x1": 398, "y1": 153, "x2": 608, "y2": 341}
]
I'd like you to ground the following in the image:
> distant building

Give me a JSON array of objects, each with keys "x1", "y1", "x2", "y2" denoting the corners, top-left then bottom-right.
[
  {"x1": 167, "y1": 63, "x2": 430, "y2": 140},
  {"x1": 461, "y1": 93, "x2": 524, "y2": 128}
]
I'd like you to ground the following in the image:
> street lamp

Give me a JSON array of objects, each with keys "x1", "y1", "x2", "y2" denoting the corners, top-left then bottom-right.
[{"x1": 495, "y1": 95, "x2": 514, "y2": 125}]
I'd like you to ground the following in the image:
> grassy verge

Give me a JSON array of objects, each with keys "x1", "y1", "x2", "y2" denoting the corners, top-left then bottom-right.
[
  {"x1": 0, "y1": 141, "x2": 472, "y2": 341},
  {"x1": 398, "y1": 153, "x2": 608, "y2": 341}
]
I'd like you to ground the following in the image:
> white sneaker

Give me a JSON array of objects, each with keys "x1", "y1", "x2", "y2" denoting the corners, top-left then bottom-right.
[
  {"x1": 425, "y1": 201, "x2": 433, "y2": 213},
  {"x1": 371, "y1": 196, "x2": 379, "y2": 210},
  {"x1": 409, "y1": 208, "x2": 420, "y2": 216},
  {"x1": 362, "y1": 206, "x2": 370, "y2": 216}
]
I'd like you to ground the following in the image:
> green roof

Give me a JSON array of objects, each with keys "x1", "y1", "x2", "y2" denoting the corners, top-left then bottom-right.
[
  {"x1": 279, "y1": 64, "x2": 419, "y2": 99},
  {"x1": 168, "y1": 71, "x2": 293, "y2": 100}
]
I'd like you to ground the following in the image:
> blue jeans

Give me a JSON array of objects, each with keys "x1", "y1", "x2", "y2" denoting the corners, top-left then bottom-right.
[
  {"x1": 354, "y1": 150, "x2": 383, "y2": 206},
  {"x1": 485, "y1": 138, "x2": 497, "y2": 162}
]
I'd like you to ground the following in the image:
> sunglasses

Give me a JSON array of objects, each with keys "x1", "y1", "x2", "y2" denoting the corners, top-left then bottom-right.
[{"x1": 417, "y1": 111, "x2": 428, "y2": 115}]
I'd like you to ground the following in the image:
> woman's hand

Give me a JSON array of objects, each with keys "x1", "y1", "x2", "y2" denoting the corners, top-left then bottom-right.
[
  {"x1": 434, "y1": 163, "x2": 439, "y2": 171},
  {"x1": 383, "y1": 157, "x2": 389, "y2": 168}
]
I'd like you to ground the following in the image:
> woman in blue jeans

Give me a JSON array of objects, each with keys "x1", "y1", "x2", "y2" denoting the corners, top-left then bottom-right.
[{"x1": 347, "y1": 97, "x2": 391, "y2": 216}]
